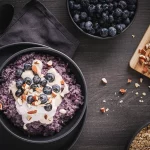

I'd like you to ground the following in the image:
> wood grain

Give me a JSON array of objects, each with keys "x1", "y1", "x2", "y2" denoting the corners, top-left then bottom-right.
[{"x1": 0, "y1": 0, "x2": 150, "y2": 150}]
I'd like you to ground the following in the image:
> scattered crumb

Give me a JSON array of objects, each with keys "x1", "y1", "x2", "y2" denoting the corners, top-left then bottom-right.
[
  {"x1": 107, "y1": 114, "x2": 108, "y2": 116},
  {"x1": 127, "y1": 78, "x2": 132, "y2": 83},
  {"x1": 132, "y1": 34, "x2": 135, "y2": 38},
  {"x1": 140, "y1": 78, "x2": 143, "y2": 83},
  {"x1": 142, "y1": 92, "x2": 146, "y2": 96},
  {"x1": 100, "y1": 107, "x2": 105, "y2": 113},
  {"x1": 141, "y1": 97, "x2": 143, "y2": 99},
  {"x1": 148, "y1": 86, "x2": 150, "y2": 89},
  {"x1": 139, "y1": 100, "x2": 144, "y2": 103},
  {"x1": 101, "y1": 78, "x2": 107, "y2": 84},
  {"x1": 103, "y1": 100, "x2": 106, "y2": 103},
  {"x1": 119, "y1": 100, "x2": 123, "y2": 103},
  {"x1": 135, "y1": 83, "x2": 140, "y2": 88},
  {"x1": 132, "y1": 91, "x2": 134, "y2": 93},
  {"x1": 118, "y1": 96, "x2": 120, "y2": 98},
  {"x1": 115, "y1": 92, "x2": 117, "y2": 95},
  {"x1": 119, "y1": 89, "x2": 127, "y2": 94},
  {"x1": 106, "y1": 108, "x2": 109, "y2": 112}
]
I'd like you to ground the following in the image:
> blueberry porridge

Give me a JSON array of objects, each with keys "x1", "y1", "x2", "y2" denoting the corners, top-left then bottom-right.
[{"x1": 0, "y1": 53, "x2": 83, "y2": 136}]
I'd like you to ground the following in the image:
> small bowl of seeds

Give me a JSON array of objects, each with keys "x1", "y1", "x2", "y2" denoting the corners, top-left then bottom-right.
[{"x1": 127, "y1": 122, "x2": 150, "y2": 150}]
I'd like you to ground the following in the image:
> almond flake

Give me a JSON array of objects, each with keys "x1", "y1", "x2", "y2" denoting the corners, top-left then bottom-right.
[
  {"x1": 21, "y1": 94, "x2": 26, "y2": 101},
  {"x1": 44, "y1": 114, "x2": 48, "y2": 120},
  {"x1": 0, "y1": 103, "x2": 2, "y2": 110},
  {"x1": 140, "y1": 78, "x2": 143, "y2": 83},
  {"x1": 135, "y1": 83, "x2": 140, "y2": 88},
  {"x1": 119, "y1": 100, "x2": 123, "y2": 103},
  {"x1": 132, "y1": 35, "x2": 135, "y2": 38},
  {"x1": 119, "y1": 89, "x2": 126, "y2": 94},
  {"x1": 105, "y1": 108, "x2": 109, "y2": 112},
  {"x1": 17, "y1": 98, "x2": 23, "y2": 106},
  {"x1": 34, "y1": 61, "x2": 39, "y2": 64},
  {"x1": 52, "y1": 92, "x2": 57, "y2": 98},
  {"x1": 100, "y1": 107, "x2": 105, "y2": 113},
  {"x1": 36, "y1": 87, "x2": 42, "y2": 93},
  {"x1": 27, "y1": 110, "x2": 37, "y2": 114},
  {"x1": 127, "y1": 78, "x2": 132, "y2": 83},
  {"x1": 27, "y1": 104, "x2": 31, "y2": 108},
  {"x1": 26, "y1": 115, "x2": 32, "y2": 121},
  {"x1": 47, "y1": 60, "x2": 53, "y2": 67},
  {"x1": 101, "y1": 78, "x2": 107, "y2": 84},
  {"x1": 32, "y1": 95, "x2": 38, "y2": 101},
  {"x1": 29, "y1": 89, "x2": 33, "y2": 94},
  {"x1": 135, "y1": 92, "x2": 139, "y2": 95},
  {"x1": 32, "y1": 65, "x2": 38, "y2": 74},
  {"x1": 59, "y1": 109, "x2": 67, "y2": 114},
  {"x1": 103, "y1": 100, "x2": 106, "y2": 103},
  {"x1": 142, "y1": 66, "x2": 148, "y2": 73},
  {"x1": 24, "y1": 89, "x2": 29, "y2": 95},
  {"x1": 142, "y1": 92, "x2": 146, "y2": 96},
  {"x1": 61, "y1": 80, "x2": 65, "y2": 85}
]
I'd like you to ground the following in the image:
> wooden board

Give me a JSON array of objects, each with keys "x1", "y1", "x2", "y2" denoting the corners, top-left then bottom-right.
[{"x1": 130, "y1": 25, "x2": 150, "y2": 77}]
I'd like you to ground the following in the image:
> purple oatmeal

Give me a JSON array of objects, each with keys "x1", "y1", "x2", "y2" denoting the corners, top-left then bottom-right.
[{"x1": 0, "y1": 52, "x2": 83, "y2": 136}]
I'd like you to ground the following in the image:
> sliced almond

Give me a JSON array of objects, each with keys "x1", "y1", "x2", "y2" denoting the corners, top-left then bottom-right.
[
  {"x1": 26, "y1": 115, "x2": 32, "y2": 121},
  {"x1": 140, "y1": 78, "x2": 143, "y2": 83},
  {"x1": 32, "y1": 65, "x2": 38, "y2": 74},
  {"x1": 139, "y1": 55, "x2": 146, "y2": 61},
  {"x1": 21, "y1": 94, "x2": 26, "y2": 101},
  {"x1": 27, "y1": 110, "x2": 37, "y2": 114},
  {"x1": 17, "y1": 98, "x2": 23, "y2": 106},
  {"x1": 47, "y1": 60, "x2": 53, "y2": 67},
  {"x1": 127, "y1": 78, "x2": 132, "y2": 83},
  {"x1": 139, "y1": 58, "x2": 145, "y2": 65},
  {"x1": 34, "y1": 61, "x2": 39, "y2": 64},
  {"x1": 52, "y1": 92, "x2": 57, "y2": 98},
  {"x1": 135, "y1": 83, "x2": 140, "y2": 88},
  {"x1": 100, "y1": 107, "x2": 105, "y2": 113},
  {"x1": 101, "y1": 78, "x2": 107, "y2": 84},
  {"x1": 32, "y1": 100, "x2": 41, "y2": 106},
  {"x1": 142, "y1": 66, "x2": 148, "y2": 74},
  {"x1": 32, "y1": 95, "x2": 38, "y2": 101},
  {"x1": 28, "y1": 89, "x2": 33, "y2": 94},
  {"x1": 24, "y1": 89, "x2": 29, "y2": 95},
  {"x1": 36, "y1": 87, "x2": 42, "y2": 93},
  {"x1": 0, "y1": 103, "x2": 2, "y2": 110},
  {"x1": 44, "y1": 114, "x2": 48, "y2": 120},
  {"x1": 61, "y1": 80, "x2": 65, "y2": 85},
  {"x1": 59, "y1": 109, "x2": 66, "y2": 114},
  {"x1": 119, "y1": 89, "x2": 126, "y2": 94}
]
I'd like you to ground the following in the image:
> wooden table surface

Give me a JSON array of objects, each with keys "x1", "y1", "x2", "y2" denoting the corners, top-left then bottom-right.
[{"x1": 0, "y1": 0, "x2": 150, "y2": 150}]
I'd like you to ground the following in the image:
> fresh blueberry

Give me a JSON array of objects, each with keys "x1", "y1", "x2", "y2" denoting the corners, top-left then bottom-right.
[
  {"x1": 124, "y1": 18, "x2": 130, "y2": 25},
  {"x1": 16, "y1": 79, "x2": 24, "y2": 89},
  {"x1": 16, "y1": 68, "x2": 23, "y2": 77},
  {"x1": 81, "y1": 12, "x2": 87, "y2": 20},
  {"x1": 122, "y1": 10, "x2": 130, "y2": 19},
  {"x1": 109, "y1": 27, "x2": 117, "y2": 37},
  {"x1": 108, "y1": 3, "x2": 114, "y2": 12},
  {"x1": 106, "y1": 0, "x2": 113, "y2": 2},
  {"x1": 40, "y1": 79, "x2": 47, "y2": 87},
  {"x1": 15, "y1": 89, "x2": 24, "y2": 97},
  {"x1": 89, "y1": 28, "x2": 95, "y2": 35},
  {"x1": 99, "y1": 0, "x2": 106, "y2": 3},
  {"x1": 96, "y1": 4, "x2": 103, "y2": 14},
  {"x1": 94, "y1": 22, "x2": 99, "y2": 30},
  {"x1": 44, "y1": 104, "x2": 52, "y2": 111},
  {"x1": 30, "y1": 84, "x2": 38, "y2": 91},
  {"x1": 43, "y1": 86, "x2": 52, "y2": 95},
  {"x1": 129, "y1": 11, "x2": 135, "y2": 18},
  {"x1": 120, "y1": 24, "x2": 126, "y2": 30},
  {"x1": 81, "y1": 0, "x2": 89, "y2": 7},
  {"x1": 90, "y1": 0, "x2": 98, "y2": 4},
  {"x1": 128, "y1": 5, "x2": 136, "y2": 11},
  {"x1": 88, "y1": 4, "x2": 96, "y2": 13},
  {"x1": 39, "y1": 94, "x2": 48, "y2": 104},
  {"x1": 73, "y1": 14, "x2": 80, "y2": 23},
  {"x1": 85, "y1": 21, "x2": 93, "y2": 31},
  {"x1": 73, "y1": 10, "x2": 80, "y2": 15},
  {"x1": 86, "y1": 17, "x2": 92, "y2": 21},
  {"x1": 109, "y1": 15, "x2": 114, "y2": 23},
  {"x1": 118, "y1": 1, "x2": 127, "y2": 9},
  {"x1": 114, "y1": 8, "x2": 123, "y2": 17},
  {"x1": 116, "y1": 17, "x2": 122, "y2": 23},
  {"x1": 80, "y1": 22, "x2": 85, "y2": 29},
  {"x1": 102, "y1": 13, "x2": 109, "y2": 22},
  {"x1": 116, "y1": 24, "x2": 124, "y2": 33},
  {"x1": 52, "y1": 84, "x2": 61, "y2": 93},
  {"x1": 127, "y1": 0, "x2": 137, "y2": 5},
  {"x1": 33, "y1": 75, "x2": 41, "y2": 84},
  {"x1": 24, "y1": 63, "x2": 32, "y2": 70},
  {"x1": 103, "y1": 4, "x2": 109, "y2": 11},
  {"x1": 69, "y1": 1, "x2": 74, "y2": 9},
  {"x1": 27, "y1": 95, "x2": 34, "y2": 104},
  {"x1": 24, "y1": 77, "x2": 32, "y2": 85},
  {"x1": 73, "y1": 4, "x2": 81, "y2": 10},
  {"x1": 113, "y1": 2, "x2": 118, "y2": 8},
  {"x1": 100, "y1": 28, "x2": 108, "y2": 37},
  {"x1": 45, "y1": 73, "x2": 55, "y2": 82}
]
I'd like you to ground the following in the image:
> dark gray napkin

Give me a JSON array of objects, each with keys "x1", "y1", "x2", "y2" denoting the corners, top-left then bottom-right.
[{"x1": 0, "y1": 0, "x2": 79, "y2": 58}]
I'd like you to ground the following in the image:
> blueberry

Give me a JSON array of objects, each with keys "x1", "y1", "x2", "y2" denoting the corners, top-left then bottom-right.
[
  {"x1": 88, "y1": 4, "x2": 96, "y2": 13},
  {"x1": 113, "y1": 2, "x2": 118, "y2": 8},
  {"x1": 109, "y1": 27, "x2": 117, "y2": 37},
  {"x1": 102, "y1": 13, "x2": 109, "y2": 22},
  {"x1": 108, "y1": 3, "x2": 114, "y2": 12},
  {"x1": 52, "y1": 84, "x2": 61, "y2": 93},
  {"x1": 99, "y1": 0, "x2": 106, "y2": 3},
  {"x1": 106, "y1": 0, "x2": 113, "y2": 2},
  {"x1": 116, "y1": 17, "x2": 122, "y2": 23},
  {"x1": 73, "y1": 14, "x2": 80, "y2": 23},
  {"x1": 27, "y1": 95, "x2": 34, "y2": 104},
  {"x1": 45, "y1": 73, "x2": 55, "y2": 82},
  {"x1": 44, "y1": 104, "x2": 52, "y2": 111},
  {"x1": 33, "y1": 75, "x2": 41, "y2": 84},
  {"x1": 129, "y1": 11, "x2": 135, "y2": 18},
  {"x1": 128, "y1": 5, "x2": 136, "y2": 11},
  {"x1": 120, "y1": 24, "x2": 126, "y2": 30},
  {"x1": 40, "y1": 79, "x2": 47, "y2": 87},
  {"x1": 74, "y1": 4, "x2": 81, "y2": 10},
  {"x1": 103, "y1": 4, "x2": 109, "y2": 11},
  {"x1": 86, "y1": 17, "x2": 92, "y2": 21},
  {"x1": 122, "y1": 10, "x2": 130, "y2": 19},
  {"x1": 30, "y1": 84, "x2": 38, "y2": 90},
  {"x1": 124, "y1": 18, "x2": 130, "y2": 25},
  {"x1": 90, "y1": 0, "x2": 98, "y2": 4},
  {"x1": 80, "y1": 22, "x2": 85, "y2": 30},
  {"x1": 118, "y1": 1, "x2": 127, "y2": 10},
  {"x1": 39, "y1": 94, "x2": 48, "y2": 104},
  {"x1": 15, "y1": 89, "x2": 24, "y2": 97},
  {"x1": 24, "y1": 63, "x2": 32, "y2": 70},
  {"x1": 16, "y1": 79, "x2": 24, "y2": 89},
  {"x1": 69, "y1": 1, "x2": 74, "y2": 9},
  {"x1": 16, "y1": 68, "x2": 23, "y2": 77},
  {"x1": 85, "y1": 21, "x2": 93, "y2": 31},
  {"x1": 73, "y1": 10, "x2": 80, "y2": 15},
  {"x1": 81, "y1": 12, "x2": 87, "y2": 20},
  {"x1": 96, "y1": 4, "x2": 103, "y2": 14},
  {"x1": 43, "y1": 86, "x2": 52, "y2": 95},
  {"x1": 100, "y1": 28, "x2": 108, "y2": 37},
  {"x1": 89, "y1": 28, "x2": 95, "y2": 35},
  {"x1": 127, "y1": 0, "x2": 137, "y2": 5},
  {"x1": 116, "y1": 24, "x2": 124, "y2": 33},
  {"x1": 109, "y1": 15, "x2": 114, "y2": 23},
  {"x1": 81, "y1": 0, "x2": 89, "y2": 7},
  {"x1": 24, "y1": 77, "x2": 32, "y2": 85},
  {"x1": 94, "y1": 22, "x2": 99, "y2": 30},
  {"x1": 114, "y1": 8, "x2": 123, "y2": 17}
]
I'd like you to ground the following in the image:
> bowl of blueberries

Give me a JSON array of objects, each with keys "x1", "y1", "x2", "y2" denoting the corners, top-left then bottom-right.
[{"x1": 67, "y1": 0, "x2": 138, "y2": 39}]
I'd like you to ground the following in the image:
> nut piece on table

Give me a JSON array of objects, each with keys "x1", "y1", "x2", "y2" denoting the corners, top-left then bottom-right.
[
  {"x1": 100, "y1": 107, "x2": 106, "y2": 113},
  {"x1": 101, "y1": 78, "x2": 107, "y2": 84},
  {"x1": 119, "y1": 89, "x2": 126, "y2": 94},
  {"x1": 142, "y1": 66, "x2": 148, "y2": 74},
  {"x1": 127, "y1": 78, "x2": 132, "y2": 83},
  {"x1": 135, "y1": 83, "x2": 140, "y2": 88}
]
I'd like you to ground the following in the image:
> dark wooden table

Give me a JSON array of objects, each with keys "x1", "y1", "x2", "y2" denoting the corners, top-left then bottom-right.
[{"x1": 0, "y1": 0, "x2": 150, "y2": 150}]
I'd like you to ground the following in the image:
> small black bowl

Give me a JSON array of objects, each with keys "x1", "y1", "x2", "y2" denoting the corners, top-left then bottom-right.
[
  {"x1": 126, "y1": 122, "x2": 150, "y2": 150},
  {"x1": 0, "y1": 47, "x2": 87, "y2": 143},
  {"x1": 67, "y1": 0, "x2": 138, "y2": 39}
]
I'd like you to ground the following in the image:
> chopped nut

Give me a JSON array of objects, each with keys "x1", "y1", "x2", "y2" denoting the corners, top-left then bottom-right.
[
  {"x1": 34, "y1": 61, "x2": 39, "y2": 64},
  {"x1": 101, "y1": 78, "x2": 107, "y2": 84},
  {"x1": 103, "y1": 100, "x2": 106, "y2": 103},
  {"x1": 32, "y1": 95, "x2": 38, "y2": 101},
  {"x1": 61, "y1": 80, "x2": 65, "y2": 85},
  {"x1": 135, "y1": 92, "x2": 139, "y2": 95},
  {"x1": 142, "y1": 92, "x2": 146, "y2": 96},
  {"x1": 44, "y1": 114, "x2": 48, "y2": 120},
  {"x1": 32, "y1": 100, "x2": 41, "y2": 106},
  {"x1": 105, "y1": 108, "x2": 109, "y2": 112},
  {"x1": 119, "y1": 100, "x2": 123, "y2": 103},
  {"x1": 28, "y1": 89, "x2": 33, "y2": 94},
  {"x1": 127, "y1": 78, "x2": 132, "y2": 83},
  {"x1": 52, "y1": 92, "x2": 57, "y2": 98},
  {"x1": 17, "y1": 98, "x2": 23, "y2": 106},
  {"x1": 135, "y1": 83, "x2": 140, "y2": 88},
  {"x1": 36, "y1": 87, "x2": 42, "y2": 93},
  {"x1": 119, "y1": 89, "x2": 126, "y2": 94},
  {"x1": 27, "y1": 110, "x2": 37, "y2": 114},
  {"x1": 27, "y1": 104, "x2": 31, "y2": 108},
  {"x1": 145, "y1": 43, "x2": 150, "y2": 50},
  {"x1": 47, "y1": 60, "x2": 53, "y2": 67},
  {"x1": 142, "y1": 66, "x2": 148, "y2": 73},
  {"x1": 26, "y1": 115, "x2": 32, "y2": 121},
  {"x1": 139, "y1": 49, "x2": 146, "y2": 55},
  {"x1": 100, "y1": 107, "x2": 105, "y2": 113},
  {"x1": 59, "y1": 109, "x2": 67, "y2": 114},
  {"x1": 139, "y1": 58, "x2": 145, "y2": 65},
  {"x1": 21, "y1": 94, "x2": 26, "y2": 101},
  {"x1": 140, "y1": 78, "x2": 143, "y2": 83},
  {"x1": 0, "y1": 103, "x2": 2, "y2": 110},
  {"x1": 32, "y1": 65, "x2": 38, "y2": 74},
  {"x1": 139, "y1": 55, "x2": 146, "y2": 61},
  {"x1": 132, "y1": 35, "x2": 135, "y2": 38}
]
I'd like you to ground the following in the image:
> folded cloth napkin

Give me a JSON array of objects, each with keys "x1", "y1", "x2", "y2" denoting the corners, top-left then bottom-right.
[{"x1": 0, "y1": 0, "x2": 79, "y2": 58}]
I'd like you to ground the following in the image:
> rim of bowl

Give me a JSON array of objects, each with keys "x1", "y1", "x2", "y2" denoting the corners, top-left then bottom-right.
[
  {"x1": 0, "y1": 47, "x2": 87, "y2": 143},
  {"x1": 67, "y1": 0, "x2": 139, "y2": 39},
  {"x1": 126, "y1": 121, "x2": 150, "y2": 150}
]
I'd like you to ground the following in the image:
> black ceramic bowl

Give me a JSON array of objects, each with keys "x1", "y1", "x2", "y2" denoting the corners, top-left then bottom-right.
[
  {"x1": 127, "y1": 122, "x2": 150, "y2": 150},
  {"x1": 67, "y1": 0, "x2": 138, "y2": 39},
  {"x1": 0, "y1": 47, "x2": 87, "y2": 143}
]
